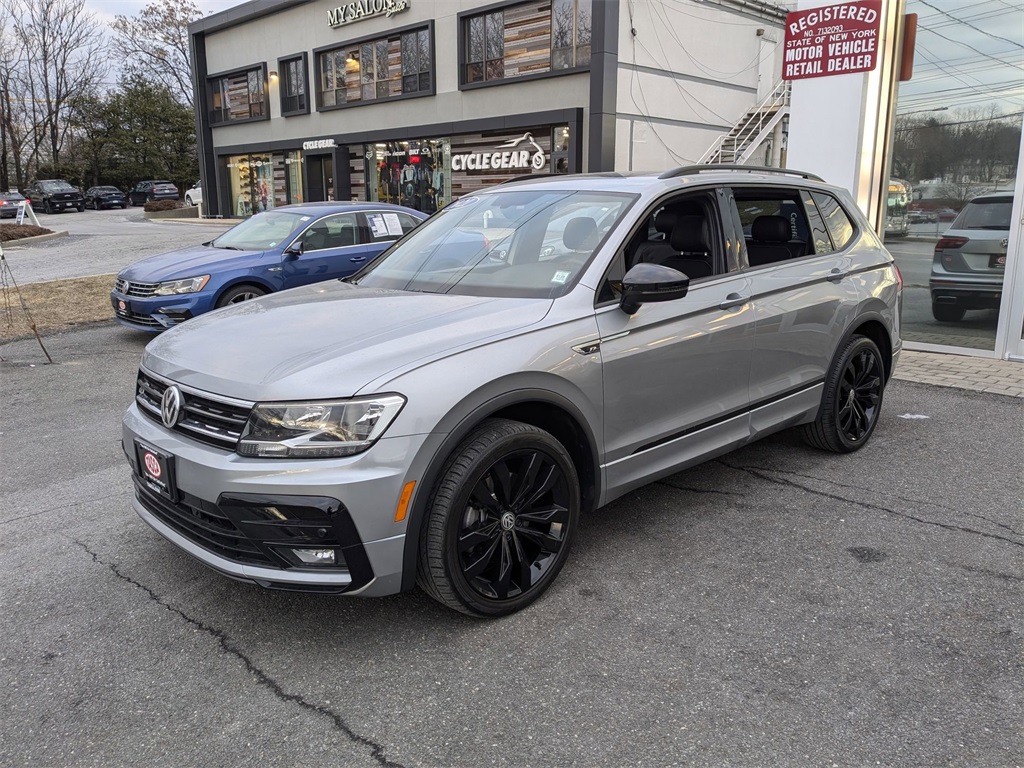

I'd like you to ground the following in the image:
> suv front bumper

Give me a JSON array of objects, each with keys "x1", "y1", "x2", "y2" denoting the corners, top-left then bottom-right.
[{"x1": 123, "y1": 402, "x2": 433, "y2": 597}]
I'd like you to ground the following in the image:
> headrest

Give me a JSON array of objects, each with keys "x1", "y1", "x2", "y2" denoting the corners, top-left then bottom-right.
[
  {"x1": 670, "y1": 215, "x2": 709, "y2": 253},
  {"x1": 751, "y1": 215, "x2": 790, "y2": 243},
  {"x1": 563, "y1": 216, "x2": 597, "y2": 251},
  {"x1": 653, "y1": 209, "x2": 677, "y2": 234}
]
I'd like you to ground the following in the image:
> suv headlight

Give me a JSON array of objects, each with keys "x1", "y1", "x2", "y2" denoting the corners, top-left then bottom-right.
[
  {"x1": 237, "y1": 395, "x2": 406, "y2": 458},
  {"x1": 153, "y1": 275, "x2": 210, "y2": 295}
]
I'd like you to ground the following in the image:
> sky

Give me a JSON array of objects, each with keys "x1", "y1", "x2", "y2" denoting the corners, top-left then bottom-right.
[{"x1": 82, "y1": 0, "x2": 1023, "y2": 119}]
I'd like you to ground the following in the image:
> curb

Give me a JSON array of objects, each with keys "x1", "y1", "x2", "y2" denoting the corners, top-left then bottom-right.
[{"x1": 1, "y1": 230, "x2": 69, "y2": 247}]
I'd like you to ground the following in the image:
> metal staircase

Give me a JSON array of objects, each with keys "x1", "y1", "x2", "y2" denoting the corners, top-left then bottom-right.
[{"x1": 699, "y1": 80, "x2": 791, "y2": 165}]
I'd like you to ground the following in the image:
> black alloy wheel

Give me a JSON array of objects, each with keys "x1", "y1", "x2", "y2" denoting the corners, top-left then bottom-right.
[
  {"x1": 802, "y1": 335, "x2": 885, "y2": 453},
  {"x1": 418, "y1": 419, "x2": 580, "y2": 617},
  {"x1": 44, "y1": 199, "x2": 52, "y2": 214}
]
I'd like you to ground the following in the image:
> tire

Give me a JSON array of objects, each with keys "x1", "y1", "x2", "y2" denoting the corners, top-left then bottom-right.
[
  {"x1": 76, "y1": 204, "x2": 84, "y2": 212},
  {"x1": 931, "y1": 302, "x2": 966, "y2": 323},
  {"x1": 215, "y1": 284, "x2": 267, "y2": 308},
  {"x1": 417, "y1": 419, "x2": 580, "y2": 617},
  {"x1": 185, "y1": 195, "x2": 193, "y2": 206},
  {"x1": 802, "y1": 335, "x2": 885, "y2": 453},
  {"x1": 44, "y1": 200, "x2": 52, "y2": 215}
]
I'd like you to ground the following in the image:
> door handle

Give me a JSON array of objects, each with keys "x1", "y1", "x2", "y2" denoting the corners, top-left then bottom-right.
[
  {"x1": 350, "y1": 256, "x2": 367, "y2": 263},
  {"x1": 718, "y1": 293, "x2": 749, "y2": 310},
  {"x1": 827, "y1": 268, "x2": 849, "y2": 283}
]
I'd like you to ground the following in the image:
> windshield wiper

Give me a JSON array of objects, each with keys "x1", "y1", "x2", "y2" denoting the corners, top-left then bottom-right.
[{"x1": 216, "y1": 244, "x2": 244, "y2": 250}]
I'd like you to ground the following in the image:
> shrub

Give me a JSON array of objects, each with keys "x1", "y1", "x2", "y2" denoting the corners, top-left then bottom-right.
[{"x1": 143, "y1": 200, "x2": 183, "y2": 212}]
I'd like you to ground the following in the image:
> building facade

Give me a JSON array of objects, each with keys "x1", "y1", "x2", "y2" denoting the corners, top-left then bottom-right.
[{"x1": 189, "y1": 0, "x2": 790, "y2": 218}]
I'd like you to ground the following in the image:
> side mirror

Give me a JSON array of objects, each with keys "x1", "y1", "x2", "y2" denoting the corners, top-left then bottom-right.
[
  {"x1": 619, "y1": 262, "x2": 690, "y2": 316},
  {"x1": 284, "y1": 241, "x2": 304, "y2": 257}
]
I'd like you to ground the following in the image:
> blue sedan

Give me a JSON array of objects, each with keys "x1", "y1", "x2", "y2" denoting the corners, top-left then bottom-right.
[{"x1": 110, "y1": 202, "x2": 426, "y2": 331}]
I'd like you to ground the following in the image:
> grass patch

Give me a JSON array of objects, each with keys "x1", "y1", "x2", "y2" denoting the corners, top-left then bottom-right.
[{"x1": 1, "y1": 273, "x2": 115, "y2": 342}]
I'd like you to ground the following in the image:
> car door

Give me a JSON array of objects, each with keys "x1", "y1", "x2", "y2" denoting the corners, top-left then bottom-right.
[
  {"x1": 732, "y1": 185, "x2": 868, "y2": 435},
  {"x1": 596, "y1": 188, "x2": 755, "y2": 499},
  {"x1": 281, "y1": 212, "x2": 368, "y2": 288}
]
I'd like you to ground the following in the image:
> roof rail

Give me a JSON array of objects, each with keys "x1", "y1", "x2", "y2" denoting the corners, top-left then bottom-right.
[{"x1": 658, "y1": 165, "x2": 824, "y2": 182}]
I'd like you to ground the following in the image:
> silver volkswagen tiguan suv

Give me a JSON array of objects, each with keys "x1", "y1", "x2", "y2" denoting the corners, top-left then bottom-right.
[{"x1": 123, "y1": 167, "x2": 902, "y2": 617}]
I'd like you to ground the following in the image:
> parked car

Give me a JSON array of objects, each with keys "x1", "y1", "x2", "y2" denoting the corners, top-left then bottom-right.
[
  {"x1": 84, "y1": 186, "x2": 128, "y2": 210},
  {"x1": 128, "y1": 180, "x2": 180, "y2": 206},
  {"x1": 934, "y1": 207, "x2": 959, "y2": 222},
  {"x1": 929, "y1": 193, "x2": 1012, "y2": 322},
  {"x1": 184, "y1": 182, "x2": 202, "y2": 207},
  {"x1": 0, "y1": 191, "x2": 28, "y2": 218},
  {"x1": 121, "y1": 168, "x2": 903, "y2": 617},
  {"x1": 111, "y1": 202, "x2": 425, "y2": 331},
  {"x1": 27, "y1": 179, "x2": 84, "y2": 213}
]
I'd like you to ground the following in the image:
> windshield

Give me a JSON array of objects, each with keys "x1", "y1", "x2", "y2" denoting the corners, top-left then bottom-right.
[
  {"x1": 211, "y1": 210, "x2": 312, "y2": 250},
  {"x1": 96, "y1": 187, "x2": 120, "y2": 193},
  {"x1": 951, "y1": 198, "x2": 1013, "y2": 230},
  {"x1": 353, "y1": 190, "x2": 636, "y2": 298},
  {"x1": 40, "y1": 181, "x2": 75, "y2": 191}
]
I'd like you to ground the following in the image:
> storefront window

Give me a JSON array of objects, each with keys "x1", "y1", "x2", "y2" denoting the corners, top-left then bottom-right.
[
  {"x1": 366, "y1": 140, "x2": 450, "y2": 214},
  {"x1": 226, "y1": 152, "x2": 303, "y2": 216},
  {"x1": 210, "y1": 68, "x2": 266, "y2": 124},
  {"x1": 462, "y1": 0, "x2": 592, "y2": 85},
  {"x1": 552, "y1": 0, "x2": 592, "y2": 69},
  {"x1": 886, "y1": 1, "x2": 1022, "y2": 352},
  {"x1": 319, "y1": 27, "x2": 432, "y2": 108},
  {"x1": 284, "y1": 151, "x2": 303, "y2": 204},
  {"x1": 552, "y1": 125, "x2": 571, "y2": 173}
]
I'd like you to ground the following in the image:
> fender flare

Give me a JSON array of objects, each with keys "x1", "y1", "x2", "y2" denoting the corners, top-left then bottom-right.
[{"x1": 398, "y1": 387, "x2": 601, "y2": 593}]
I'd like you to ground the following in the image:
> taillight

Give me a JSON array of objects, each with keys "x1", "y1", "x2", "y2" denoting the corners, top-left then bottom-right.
[
  {"x1": 935, "y1": 236, "x2": 968, "y2": 253},
  {"x1": 893, "y1": 263, "x2": 903, "y2": 291}
]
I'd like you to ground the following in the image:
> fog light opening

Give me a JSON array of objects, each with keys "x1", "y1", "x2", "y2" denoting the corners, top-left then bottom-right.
[{"x1": 293, "y1": 548, "x2": 337, "y2": 565}]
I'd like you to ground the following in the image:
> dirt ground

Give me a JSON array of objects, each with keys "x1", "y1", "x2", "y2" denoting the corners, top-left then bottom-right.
[{"x1": 0, "y1": 273, "x2": 114, "y2": 342}]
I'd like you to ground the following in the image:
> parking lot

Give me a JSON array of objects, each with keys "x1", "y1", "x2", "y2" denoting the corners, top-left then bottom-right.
[{"x1": 1, "y1": 218, "x2": 1022, "y2": 766}]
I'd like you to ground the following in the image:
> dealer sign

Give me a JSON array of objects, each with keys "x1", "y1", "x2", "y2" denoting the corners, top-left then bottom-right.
[{"x1": 782, "y1": 0, "x2": 882, "y2": 81}]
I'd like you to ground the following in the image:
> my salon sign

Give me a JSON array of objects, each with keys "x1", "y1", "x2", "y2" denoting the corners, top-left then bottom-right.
[{"x1": 327, "y1": 0, "x2": 409, "y2": 28}]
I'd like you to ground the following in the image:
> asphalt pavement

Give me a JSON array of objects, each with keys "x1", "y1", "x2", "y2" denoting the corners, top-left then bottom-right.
[
  {"x1": 1, "y1": 324, "x2": 1020, "y2": 767},
  {"x1": 0, "y1": 207, "x2": 232, "y2": 285}
]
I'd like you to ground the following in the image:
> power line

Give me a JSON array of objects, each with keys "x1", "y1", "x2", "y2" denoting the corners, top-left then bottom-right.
[
  {"x1": 916, "y1": 23, "x2": 1024, "y2": 71},
  {"x1": 916, "y1": 0, "x2": 1024, "y2": 51}
]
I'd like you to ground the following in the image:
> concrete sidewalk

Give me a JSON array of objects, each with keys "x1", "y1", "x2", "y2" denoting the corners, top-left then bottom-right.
[{"x1": 895, "y1": 349, "x2": 1024, "y2": 398}]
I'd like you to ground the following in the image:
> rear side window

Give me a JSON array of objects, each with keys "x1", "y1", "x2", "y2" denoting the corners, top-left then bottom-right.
[
  {"x1": 952, "y1": 198, "x2": 1012, "y2": 230},
  {"x1": 801, "y1": 190, "x2": 832, "y2": 254},
  {"x1": 733, "y1": 188, "x2": 814, "y2": 267},
  {"x1": 811, "y1": 192, "x2": 855, "y2": 251},
  {"x1": 364, "y1": 211, "x2": 421, "y2": 243}
]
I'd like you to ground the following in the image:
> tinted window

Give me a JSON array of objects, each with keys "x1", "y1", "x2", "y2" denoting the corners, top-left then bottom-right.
[
  {"x1": 811, "y1": 192, "x2": 855, "y2": 251},
  {"x1": 951, "y1": 198, "x2": 1012, "y2": 230},
  {"x1": 298, "y1": 213, "x2": 360, "y2": 250},
  {"x1": 802, "y1": 190, "x2": 833, "y2": 254},
  {"x1": 733, "y1": 188, "x2": 813, "y2": 266}
]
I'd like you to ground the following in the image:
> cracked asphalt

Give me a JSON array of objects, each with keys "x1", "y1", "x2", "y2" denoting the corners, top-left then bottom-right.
[{"x1": 1, "y1": 324, "x2": 1021, "y2": 767}]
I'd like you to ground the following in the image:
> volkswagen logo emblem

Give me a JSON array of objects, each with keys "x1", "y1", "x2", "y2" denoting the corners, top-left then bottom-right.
[{"x1": 160, "y1": 385, "x2": 183, "y2": 428}]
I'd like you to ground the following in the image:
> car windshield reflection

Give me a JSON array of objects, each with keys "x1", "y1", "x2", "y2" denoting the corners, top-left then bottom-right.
[
  {"x1": 353, "y1": 189, "x2": 636, "y2": 299},
  {"x1": 210, "y1": 210, "x2": 311, "y2": 251}
]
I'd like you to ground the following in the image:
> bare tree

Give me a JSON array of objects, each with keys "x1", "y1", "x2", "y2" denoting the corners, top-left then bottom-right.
[
  {"x1": 112, "y1": 0, "x2": 202, "y2": 108},
  {"x1": 12, "y1": 0, "x2": 107, "y2": 168}
]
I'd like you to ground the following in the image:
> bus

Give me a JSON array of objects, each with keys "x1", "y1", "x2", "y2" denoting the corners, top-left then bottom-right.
[{"x1": 885, "y1": 178, "x2": 912, "y2": 238}]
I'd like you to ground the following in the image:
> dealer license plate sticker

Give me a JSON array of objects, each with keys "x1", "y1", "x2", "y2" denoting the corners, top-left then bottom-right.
[{"x1": 135, "y1": 441, "x2": 177, "y2": 501}]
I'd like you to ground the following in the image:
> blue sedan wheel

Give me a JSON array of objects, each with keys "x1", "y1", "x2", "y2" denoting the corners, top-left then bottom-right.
[{"x1": 216, "y1": 284, "x2": 267, "y2": 308}]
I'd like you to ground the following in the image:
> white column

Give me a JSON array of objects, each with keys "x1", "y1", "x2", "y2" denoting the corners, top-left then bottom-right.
[
  {"x1": 786, "y1": 0, "x2": 906, "y2": 232},
  {"x1": 995, "y1": 128, "x2": 1024, "y2": 361}
]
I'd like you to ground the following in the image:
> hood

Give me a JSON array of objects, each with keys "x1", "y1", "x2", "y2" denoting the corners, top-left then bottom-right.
[
  {"x1": 142, "y1": 281, "x2": 552, "y2": 401},
  {"x1": 119, "y1": 243, "x2": 267, "y2": 283}
]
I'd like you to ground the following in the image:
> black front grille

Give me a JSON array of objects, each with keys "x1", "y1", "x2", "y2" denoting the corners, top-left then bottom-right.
[
  {"x1": 136, "y1": 369, "x2": 252, "y2": 450},
  {"x1": 135, "y1": 479, "x2": 274, "y2": 566},
  {"x1": 115, "y1": 278, "x2": 159, "y2": 298}
]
